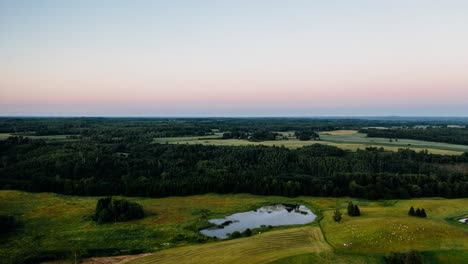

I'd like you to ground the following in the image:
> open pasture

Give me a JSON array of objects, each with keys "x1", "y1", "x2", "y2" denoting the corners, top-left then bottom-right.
[
  {"x1": 1, "y1": 191, "x2": 467, "y2": 263},
  {"x1": 152, "y1": 130, "x2": 468, "y2": 155}
]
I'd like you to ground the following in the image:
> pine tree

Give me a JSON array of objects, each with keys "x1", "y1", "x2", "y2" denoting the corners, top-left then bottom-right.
[
  {"x1": 415, "y1": 208, "x2": 421, "y2": 217},
  {"x1": 354, "y1": 205, "x2": 361, "y2": 216},
  {"x1": 420, "y1": 208, "x2": 427, "y2": 218},
  {"x1": 408, "y1": 206, "x2": 415, "y2": 216},
  {"x1": 347, "y1": 201, "x2": 355, "y2": 216}
]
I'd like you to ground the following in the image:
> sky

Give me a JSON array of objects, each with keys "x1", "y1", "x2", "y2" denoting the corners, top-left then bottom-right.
[{"x1": 1, "y1": 0, "x2": 468, "y2": 117}]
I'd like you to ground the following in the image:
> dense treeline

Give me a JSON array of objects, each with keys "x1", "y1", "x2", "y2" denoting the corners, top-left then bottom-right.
[
  {"x1": 2, "y1": 117, "x2": 467, "y2": 141},
  {"x1": 1, "y1": 133, "x2": 467, "y2": 199},
  {"x1": 222, "y1": 130, "x2": 280, "y2": 141},
  {"x1": 362, "y1": 127, "x2": 468, "y2": 145}
]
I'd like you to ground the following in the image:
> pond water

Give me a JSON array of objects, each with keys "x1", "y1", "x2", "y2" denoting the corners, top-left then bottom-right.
[
  {"x1": 200, "y1": 204, "x2": 316, "y2": 239},
  {"x1": 458, "y1": 217, "x2": 467, "y2": 224}
]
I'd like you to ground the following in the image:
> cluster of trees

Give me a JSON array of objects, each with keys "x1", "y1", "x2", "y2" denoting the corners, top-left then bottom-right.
[
  {"x1": 294, "y1": 131, "x2": 319, "y2": 141},
  {"x1": 384, "y1": 251, "x2": 423, "y2": 264},
  {"x1": 408, "y1": 207, "x2": 427, "y2": 218},
  {"x1": 222, "y1": 130, "x2": 280, "y2": 141},
  {"x1": 222, "y1": 131, "x2": 249, "y2": 139},
  {"x1": 363, "y1": 127, "x2": 468, "y2": 145},
  {"x1": 93, "y1": 197, "x2": 144, "y2": 224},
  {"x1": 347, "y1": 202, "x2": 361, "y2": 216}
]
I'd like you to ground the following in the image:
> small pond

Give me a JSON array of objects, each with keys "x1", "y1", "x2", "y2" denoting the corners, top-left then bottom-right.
[{"x1": 200, "y1": 204, "x2": 316, "y2": 239}]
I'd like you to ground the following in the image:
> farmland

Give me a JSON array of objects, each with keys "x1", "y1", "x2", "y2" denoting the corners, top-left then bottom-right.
[
  {"x1": 152, "y1": 130, "x2": 468, "y2": 155},
  {"x1": 0, "y1": 191, "x2": 466, "y2": 263}
]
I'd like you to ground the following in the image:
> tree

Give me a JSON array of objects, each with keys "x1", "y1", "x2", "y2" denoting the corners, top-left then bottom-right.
[
  {"x1": 354, "y1": 205, "x2": 361, "y2": 216},
  {"x1": 415, "y1": 208, "x2": 421, "y2": 217},
  {"x1": 408, "y1": 206, "x2": 415, "y2": 216},
  {"x1": 333, "y1": 209, "x2": 342, "y2": 223},
  {"x1": 230, "y1": 231, "x2": 241, "y2": 239},
  {"x1": 420, "y1": 209, "x2": 427, "y2": 218},
  {"x1": 243, "y1": 228, "x2": 252, "y2": 237},
  {"x1": 347, "y1": 202, "x2": 360, "y2": 216},
  {"x1": 347, "y1": 201, "x2": 355, "y2": 216}
]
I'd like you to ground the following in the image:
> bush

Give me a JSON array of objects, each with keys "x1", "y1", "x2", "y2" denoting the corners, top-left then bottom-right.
[
  {"x1": 229, "y1": 231, "x2": 241, "y2": 239},
  {"x1": 93, "y1": 197, "x2": 144, "y2": 224},
  {"x1": 242, "y1": 228, "x2": 252, "y2": 237},
  {"x1": 333, "y1": 209, "x2": 342, "y2": 222}
]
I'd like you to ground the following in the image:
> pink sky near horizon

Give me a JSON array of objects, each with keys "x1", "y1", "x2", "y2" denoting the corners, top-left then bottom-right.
[{"x1": 1, "y1": 1, "x2": 468, "y2": 116}]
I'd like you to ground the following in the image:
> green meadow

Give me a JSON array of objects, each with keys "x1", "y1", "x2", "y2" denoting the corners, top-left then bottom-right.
[
  {"x1": 0, "y1": 191, "x2": 467, "y2": 263},
  {"x1": 152, "y1": 130, "x2": 468, "y2": 155}
]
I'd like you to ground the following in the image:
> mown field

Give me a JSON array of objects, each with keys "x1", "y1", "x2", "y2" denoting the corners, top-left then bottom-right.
[
  {"x1": 152, "y1": 130, "x2": 468, "y2": 155},
  {"x1": 0, "y1": 191, "x2": 467, "y2": 263}
]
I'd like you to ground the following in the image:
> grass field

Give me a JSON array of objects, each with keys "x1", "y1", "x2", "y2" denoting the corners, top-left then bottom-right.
[
  {"x1": 0, "y1": 191, "x2": 467, "y2": 263},
  {"x1": 152, "y1": 130, "x2": 468, "y2": 155},
  {"x1": 131, "y1": 227, "x2": 331, "y2": 264}
]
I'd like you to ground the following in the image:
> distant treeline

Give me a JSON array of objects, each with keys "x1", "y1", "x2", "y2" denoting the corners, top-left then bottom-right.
[
  {"x1": 1, "y1": 136, "x2": 467, "y2": 199},
  {"x1": 2, "y1": 117, "x2": 467, "y2": 141},
  {"x1": 361, "y1": 127, "x2": 468, "y2": 146}
]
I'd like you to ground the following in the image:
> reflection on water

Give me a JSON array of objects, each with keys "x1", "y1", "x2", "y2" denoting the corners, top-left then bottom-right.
[{"x1": 200, "y1": 204, "x2": 316, "y2": 239}]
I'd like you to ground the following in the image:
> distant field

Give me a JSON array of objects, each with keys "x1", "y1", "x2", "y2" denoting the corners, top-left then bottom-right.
[
  {"x1": 0, "y1": 133, "x2": 74, "y2": 141},
  {"x1": 153, "y1": 130, "x2": 468, "y2": 155},
  {"x1": 319, "y1": 131, "x2": 468, "y2": 154},
  {"x1": 0, "y1": 191, "x2": 466, "y2": 263}
]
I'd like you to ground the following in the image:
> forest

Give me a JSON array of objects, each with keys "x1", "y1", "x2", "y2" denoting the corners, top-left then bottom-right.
[
  {"x1": 362, "y1": 127, "x2": 468, "y2": 145},
  {"x1": 1, "y1": 117, "x2": 467, "y2": 199}
]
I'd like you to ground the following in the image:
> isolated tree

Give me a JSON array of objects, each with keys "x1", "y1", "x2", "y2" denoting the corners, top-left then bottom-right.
[
  {"x1": 408, "y1": 206, "x2": 415, "y2": 216},
  {"x1": 333, "y1": 209, "x2": 342, "y2": 223}
]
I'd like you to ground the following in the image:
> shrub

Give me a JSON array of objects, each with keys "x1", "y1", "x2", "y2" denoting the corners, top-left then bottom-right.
[
  {"x1": 229, "y1": 231, "x2": 241, "y2": 239},
  {"x1": 333, "y1": 209, "x2": 342, "y2": 222}
]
